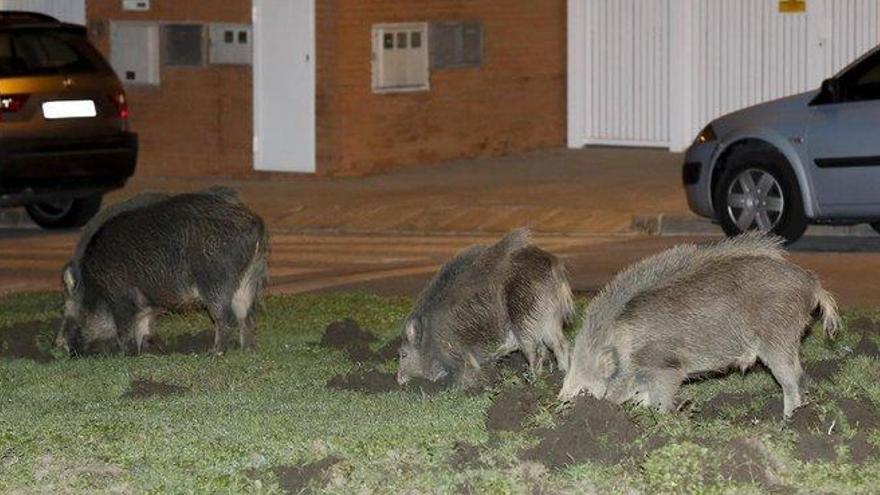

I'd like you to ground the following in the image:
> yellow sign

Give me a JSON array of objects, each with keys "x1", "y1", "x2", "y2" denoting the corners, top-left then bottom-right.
[{"x1": 779, "y1": 0, "x2": 806, "y2": 13}]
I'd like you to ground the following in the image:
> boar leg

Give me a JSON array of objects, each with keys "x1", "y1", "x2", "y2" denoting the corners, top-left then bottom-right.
[
  {"x1": 133, "y1": 310, "x2": 155, "y2": 354},
  {"x1": 760, "y1": 350, "x2": 804, "y2": 418},
  {"x1": 207, "y1": 305, "x2": 238, "y2": 354},
  {"x1": 520, "y1": 339, "x2": 545, "y2": 380},
  {"x1": 635, "y1": 368, "x2": 684, "y2": 412},
  {"x1": 540, "y1": 313, "x2": 570, "y2": 373}
]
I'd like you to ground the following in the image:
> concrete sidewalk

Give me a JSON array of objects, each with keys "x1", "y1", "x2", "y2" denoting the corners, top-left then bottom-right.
[{"x1": 3, "y1": 147, "x2": 692, "y2": 235}]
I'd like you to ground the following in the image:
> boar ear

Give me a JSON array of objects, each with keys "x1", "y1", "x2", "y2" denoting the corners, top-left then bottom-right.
[
  {"x1": 598, "y1": 348, "x2": 619, "y2": 380},
  {"x1": 62, "y1": 263, "x2": 76, "y2": 292},
  {"x1": 404, "y1": 320, "x2": 420, "y2": 344}
]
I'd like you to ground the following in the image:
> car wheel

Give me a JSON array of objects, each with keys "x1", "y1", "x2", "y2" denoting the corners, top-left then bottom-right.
[
  {"x1": 25, "y1": 194, "x2": 102, "y2": 229},
  {"x1": 714, "y1": 146, "x2": 807, "y2": 243}
]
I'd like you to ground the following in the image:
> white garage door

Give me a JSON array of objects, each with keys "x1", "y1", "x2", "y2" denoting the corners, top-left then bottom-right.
[
  {"x1": 0, "y1": 0, "x2": 84, "y2": 24},
  {"x1": 568, "y1": 0, "x2": 880, "y2": 152}
]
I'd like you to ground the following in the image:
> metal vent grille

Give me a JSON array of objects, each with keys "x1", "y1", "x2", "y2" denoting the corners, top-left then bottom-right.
[
  {"x1": 162, "y1": 24, "x2": 204, "y2": 67},
  {"x1": 430, "y1": 22, "x2": 483, "y2": 69}
]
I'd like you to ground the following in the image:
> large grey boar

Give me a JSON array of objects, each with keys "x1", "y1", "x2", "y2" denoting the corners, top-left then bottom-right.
[
  {"x1": 558, "y1": 233, "x2": 839, "y2": 418},
  {"x1": 396, "y1": 228, "x2": 574, "y2": 388},
  {"x1": 58, "y1": 187, "x2": 268, "y2": 355}
]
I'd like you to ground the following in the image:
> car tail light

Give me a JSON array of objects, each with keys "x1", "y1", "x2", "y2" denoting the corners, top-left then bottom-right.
[
  {"x1": 0, "y1": 94, "x2": 30, "y2": 120},
  {"x1": 108, "y1": 91, "x2": 129, "y2": 120}
]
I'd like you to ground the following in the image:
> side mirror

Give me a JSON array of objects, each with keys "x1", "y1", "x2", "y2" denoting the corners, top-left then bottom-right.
[{"x1": 821, "y1": 78, "x2": 841, "y2": 103}]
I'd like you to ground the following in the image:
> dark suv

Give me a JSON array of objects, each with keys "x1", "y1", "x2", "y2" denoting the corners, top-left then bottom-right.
[{"x1": 0, "y1": 11, "x2": 137, "y2": 229}]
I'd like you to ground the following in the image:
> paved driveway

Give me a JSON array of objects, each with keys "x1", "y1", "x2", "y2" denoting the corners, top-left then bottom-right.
[{"x1": 3, "y1": 229, "x2": 880, "y2": 308}]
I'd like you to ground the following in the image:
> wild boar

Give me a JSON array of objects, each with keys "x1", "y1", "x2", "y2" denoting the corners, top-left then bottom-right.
[
  {"x1": 397, "y1": 228, "x2": 574, "y2": 388},
  {"x1": 558, "y1": 233, "x2": 839, "y2": 418},
  {"x1": 58, "y1": 187, "x2": 268, "y2": 355}
]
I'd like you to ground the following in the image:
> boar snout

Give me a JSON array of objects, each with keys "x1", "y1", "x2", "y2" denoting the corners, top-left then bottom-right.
[{"x1": 396, "y1": 368, "x2": 411, "y2": 385}]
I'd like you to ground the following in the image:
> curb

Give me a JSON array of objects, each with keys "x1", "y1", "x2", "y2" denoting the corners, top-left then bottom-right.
[
  {"x1": 633, "y1": 214, "x2": 880, "y2": 238},
  {"x1": 0, "y1": 208, "x2": 37, "y2": 230}
]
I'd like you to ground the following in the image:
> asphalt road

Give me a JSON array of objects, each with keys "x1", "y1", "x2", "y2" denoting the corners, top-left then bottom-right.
[{"x1": 2, "y1": 228, "x2": 879, "y2": 308}]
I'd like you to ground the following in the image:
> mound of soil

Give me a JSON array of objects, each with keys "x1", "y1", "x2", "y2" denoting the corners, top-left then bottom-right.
[
  {"x1": 448, "y1": 441, "x2": 482, "y2": 470},
  {"x1": 795, "y1": 433, "x2": 877, "y2": 464},
  {"x1": 319, "y1": 318, "x2": 393, "y2": 364},
  {"x1": 377, "y1": 336, "x2": 402, "y2": 361},
  {"x1": 326, "y1": 370, "x2": 448, "y2": 395},
  {"x1": 0, "y1": 319, "x2": 60, "y2": 362},
  {"x1": 519, "y1": 396, "x2": 641, "y2": 468},
  {"x1": 836, "y1": 397, "x2": 880, "y2": 429},
  {"x1": 805, "y1": 359, "x2": 841, "y2": 383},
  {"x1": 123, "y1": 379, "x2": 189, "y2": 399},
  {"x1": 272, "y1": 456, "x2": 340, "y2": 494},
  {"x1": 848, "y1": 317, "x2": 880, "y2": 357},
  {"x1": 718, "y1": 437, "x2": 779, "y2": 487},
  {"x1": 486, "y1": 386, "x2": 542, "y2": 433}
]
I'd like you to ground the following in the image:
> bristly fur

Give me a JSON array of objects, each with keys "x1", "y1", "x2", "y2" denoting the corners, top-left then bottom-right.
[
  {"x1": 581, "y1": 231, "x2": 786, "y2": 349},
  {"x1": 398, "y1": 228, "x2": 572, "y2": 388},
  {"x1": 60, "y1": 187, "x2": 267, "y2": 355},
  {"x1": 562, "y1": 232, "x2": 838, "y2": 419}
]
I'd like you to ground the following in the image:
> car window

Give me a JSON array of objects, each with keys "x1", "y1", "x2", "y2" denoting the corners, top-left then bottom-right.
[
  {"x1": 0, "y1": 30, "x2": 107, "y2": 77},
  {"x1": 840, "y1": 51, "x2": 880, "y2": 102}
]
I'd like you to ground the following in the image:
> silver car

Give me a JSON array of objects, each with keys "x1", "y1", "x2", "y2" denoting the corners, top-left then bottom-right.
[{"x1": 684, "y1": 44, "x2": 880, "y2": 243}]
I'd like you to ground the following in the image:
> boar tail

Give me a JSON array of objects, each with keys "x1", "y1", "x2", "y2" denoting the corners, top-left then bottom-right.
[
  {"x1": 552, "y1": 259, "x2": 576, "y2": 328},
  {"x1": 814, "y1": 287, "x2": 841, "y2": 339}
]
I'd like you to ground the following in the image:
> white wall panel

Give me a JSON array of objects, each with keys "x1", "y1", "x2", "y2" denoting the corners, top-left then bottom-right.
[
  {"x1": 568, "y1": 0, "x2": 880, "y2": 152},
  {"x1": 569, "y1": 0, "x2": 671, "y2": 147}
]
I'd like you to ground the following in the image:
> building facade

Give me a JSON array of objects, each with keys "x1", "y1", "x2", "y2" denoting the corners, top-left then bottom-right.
[{"x1": 24, "y1": 0, "x2": 565, "y2": 177}]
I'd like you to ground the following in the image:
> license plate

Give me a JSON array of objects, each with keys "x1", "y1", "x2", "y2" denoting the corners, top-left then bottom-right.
[{"x1": 42, "y1": 100, "x2": 97, "y2": 119}]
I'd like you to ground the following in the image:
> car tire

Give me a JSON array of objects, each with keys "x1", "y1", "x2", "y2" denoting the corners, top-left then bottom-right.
[
  {"x1": 714, "y1": 145, "x2": 808, "y2": 243},
  {"x1": 25, "y1": 194, "x2": 102, "y2": 229}
]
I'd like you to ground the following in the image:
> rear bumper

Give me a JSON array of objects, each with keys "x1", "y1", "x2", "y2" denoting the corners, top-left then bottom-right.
[{"x1": 0, "y1": 132, "x2": 137, "y2": 207}]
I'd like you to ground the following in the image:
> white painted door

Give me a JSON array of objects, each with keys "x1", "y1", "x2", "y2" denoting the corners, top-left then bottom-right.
[
  {"x1": 0, "y1": 0, "x2": 85, "y2": 24},
  {"x1": 252, "y1": 0, "x2": 315, "y2": 173}
]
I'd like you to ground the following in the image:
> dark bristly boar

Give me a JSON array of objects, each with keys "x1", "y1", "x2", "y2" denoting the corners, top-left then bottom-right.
[
  {"x1": 397, "y1": 228, "x2": 574, "y2": 388},
  {"x1": 58, "y1": 187, "x2": 268, "y2": 355},
  {"x1": 558, "y1": 233, "x2": 840, "y2": 418}
]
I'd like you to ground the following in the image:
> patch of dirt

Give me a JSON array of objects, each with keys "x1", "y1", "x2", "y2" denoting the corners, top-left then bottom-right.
[
  {"x1": 486, "y1": 386, "x2": 542, "y2": 433},
  {"x1": 123, "y1": 379, "x2": 190, "y2": 399},
  {"x1": 519, "y1": 396, "x2": 641, "y2": 469},
  {"x1": 798, "y1": 434, "x2": 839, "y2": 463},
  {"x1": 377, "y1": 336, "x2": 402, "y2": 361},
  {"x1": 319, "y1": 318, "x2": 390, "y2": 363},
  {"x1": 0, "y1": 319, "x2": 59, "y2": 362},
  {"x1": 696, "y1": 391, "x2": 753, "y2": 420},
  {"x1": 752, "y1": 396, "x2": 784, "y2": 423},
  {"x1": 787, "y1": 406, "x2": 826, "y2": 435},
  {"x1": 797, "y1": 432, "x2": 879, "y2": 465},
  {"x1": 718, "y1": 437, "x2": 777, "y2": 487},
  {"x1": 847, "y1": 433, "x2": 879, "y2": 465},
  {"x1": 854, "y1": 335, "x2": 880, "y2": 358},
  {"x1": 836, "y1": 397, "x2": 880, "y2": 429},
  {"x1": 145, "y1": 330, "x2": 215, "y2": 355},
  {"x1": 848, "y1": 317, "x2": 880, "y2": 358},
  {"x1": 449, "y1": 441, "x2": 482, "y2": 470},
  {"x1": 805, "y1": 359, "x2": 841, "y2": 383},
  {"x1": 326, "y1": 370, "x2": 448, "y2": 395},
  {"x1": 272, "y1": 456, "x2": 340, "y2": 494}
]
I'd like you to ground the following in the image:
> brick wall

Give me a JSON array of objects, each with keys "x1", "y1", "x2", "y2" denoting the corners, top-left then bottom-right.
[
  {"x1": 86, "y1": 0, "x2": 566, "y2": 177},
  {"x1": 87, "y1": 0, "x2": 253, "y2": 178},
  {"x1": 322, "y1": 0, "x2": 567, "y2": 175}
]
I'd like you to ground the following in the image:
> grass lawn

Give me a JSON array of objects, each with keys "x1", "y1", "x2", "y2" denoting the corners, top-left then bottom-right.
[{"x1": 1, "y1": 291, "x2": 879, "y2": 494}]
